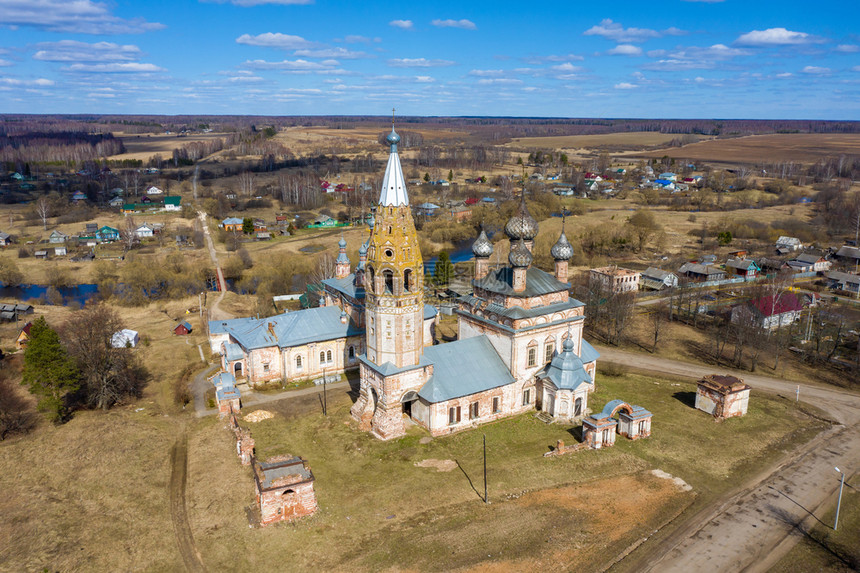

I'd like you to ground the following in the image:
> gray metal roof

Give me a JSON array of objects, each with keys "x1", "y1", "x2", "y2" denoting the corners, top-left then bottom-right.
[
  {"x1": 418, "y1": 335, "x2": 514, "y2": 403},
  {"x1": 794, "y1": 253, "x2": 825, "y2": 264},
  {"x1": 473, "y1": 266, "x2": 570, "y2": 297},
  {"x1": 209, "y1": 306, "x2": 362, "y2": 350},
  {"x1": 322, "y1": 274, "x2": 365, "y2": 300},
  {"x1": 580, "y1": 340, "x2": 600, "y2": 364},
  {"x1": 459, "y1": 296, "x2": 583, "y2": 321},
  {"x1": 258, "y1": 457, "x2": 313, "y2": 490},
  {"x1": 224, "y1": 343, "x2": 244, "y2": 361},
  {"x1": 642, "y1": 267, "x2": 675, "y2": 281}
]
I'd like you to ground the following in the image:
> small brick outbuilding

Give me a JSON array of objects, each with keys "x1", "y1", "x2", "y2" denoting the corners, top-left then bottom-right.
[
  {"x1": 254, "y1": 456, "x2": 317, "y2": 526},
  {"x1": 696, "y1": 374, "x2": 751, "y2": 419}
]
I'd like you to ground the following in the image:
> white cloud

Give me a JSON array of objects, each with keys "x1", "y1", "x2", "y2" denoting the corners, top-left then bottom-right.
[
  {"x1": 0, "y1": 77, "x2": 54, "y2": 86},
  {"x1": 389, "y1": 20, "x2": 413, "y2": 30},
  {"x1": 835, "y1": 44, "x2": 859, "y2": 53},
  {"x1": 607, "y1": 44, "x2": 642, "y2": 56},
  {"x1": 775, "y1": 72, "x2": 793, "y2": 78},
  {"x1": 293, "y1": 47, "x2": 366, "y2": 59},
  {"x1": 735, "y1": 28, "x2": 821, "y2": 46},
  {"x1": 65, "y1": 62, "x2": 164, "y2": 72},
  {"x1": 614, "y1": 82, "x2": 637, "y2": 89},
  {"x1": 415, "y1": 76, "x2": 434, "y2": 83},
  {"x1": 431, "y1": 19, "x2": 477, "y2": 30},
  {"x1": 670, "y1": 44, "x2": 750, "y2": 59},
  {"x1": 338, "y1": 35, "x2": 376, "y2": 44},
  {"x1": 663, "y1": 27, "x2": 686, "y2": 36},
  {"x1": 243, "y1": 58, "x2": 338, "y2": 70},
  {"x1": 643, "y1": 59, "x2": 712, "y2": 71},
  {"x1": 853, "y1": 66, "x2": 860, "y2": 72},
  {"x1": 0, "y1": 59, "x2": 12, "y2": 67},
  {"x1": 551, "y1": 63, "x2": 583, "y2": 72},
  {"x1": 33, "y1": 41, "x2": 143, "y2": 62},
  {"x1": 522, "y1": 53, "x2": 584, "y2": 64},
  {"x1": 0, "y1": 0, "x2": 164, "y2": 34},
  {"x1": 227, "y1": 74, "x2": 264, "y2": 82},
  {"x1": 801, "y1": 65, "x2": 830, "y2": 75},
  {"x1": 236, "y1": 33, "x2": 315, "y2": 49},
  {"x1": 477, "y1": 78, "x2": 522, "y2": 85},
  {"x1": 469, "y1": 69, "x2": 505, "y2": 77},
  {"x1": 584, "y1": 19, "x2": 661, "y2": 43},
  {"x1": 388, "y1": 58, "x2": 455, "y2": 67}
]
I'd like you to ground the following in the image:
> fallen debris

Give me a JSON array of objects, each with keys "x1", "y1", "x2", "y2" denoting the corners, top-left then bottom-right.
[
  {"x1": 651, "y1": 469, "x2": 693, "y2": 492},
  {"x1": 244, "y1": 410, "x2": 274, "y2": 423},
  {"x1": 414, "y1": 459, "x2": 457, "y2": 472}
]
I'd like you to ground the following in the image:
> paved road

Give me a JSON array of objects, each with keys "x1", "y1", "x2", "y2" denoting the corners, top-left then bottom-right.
[{"x1": 597, "y1": 345, "x2": 860, "y2": 573}]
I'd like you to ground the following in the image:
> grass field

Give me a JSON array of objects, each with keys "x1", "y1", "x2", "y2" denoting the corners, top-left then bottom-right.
[
  {"x1": 508, "y1": 132, "x2": 711, "y2": 150},
  {"x1": 638, "y1": 133, "x2": 860, "y2": 165},
  {"x1": 108, "y1": 131, "x2": 231, "y2": 162}
]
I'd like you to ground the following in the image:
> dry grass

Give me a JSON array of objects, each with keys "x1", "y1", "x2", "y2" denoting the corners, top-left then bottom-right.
[
  {"x1": 108, "y1": 131, "x2": 231, "y2": 162},
  {"x1": 508, "y1": 132, "x2": 711, "y2": 150},
  {"x1": 638, "y1": 133, "x2": 860, "y2": 165}
]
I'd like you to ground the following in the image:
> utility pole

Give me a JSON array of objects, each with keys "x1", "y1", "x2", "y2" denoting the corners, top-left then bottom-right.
[
  {"x1": 322, "y1": 366, "x2": 327, "y2": 416},
  {"x1": 483, "y1": 434, "x2": 488, "y2": 504},
  {"x1": 834, "y1": 467, "x2": 845, "y2": 530}
]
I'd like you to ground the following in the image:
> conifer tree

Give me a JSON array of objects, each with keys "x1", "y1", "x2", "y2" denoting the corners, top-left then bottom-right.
[
  {"x1": 434, "y1": 251, "x2": 454, "y2": 286},
  {"x1": 22, "y1": 317, "x2": 80, "y2": 422}
]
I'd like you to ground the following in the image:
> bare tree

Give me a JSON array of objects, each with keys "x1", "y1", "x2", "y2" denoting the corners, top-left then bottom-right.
[
  {"x1": 119, "y1": 216, "x2": 138, "y2": 251},
  {"x1": 130, "y1": 169, "x2": 141, "y2": 197},
  {"x1": 648, "y1": 302, "x2": 669, "y2": 353},
  {"x1": 238, "y1": 171, "x2": 255, "y2": 197},
  {"x1": 36, "y1": 196, "x2": 50, "y2": 230},
  {"x1": 62, "y1": 304, "x2": 149, "y2": 410},
  {"x1": 311, "y1": 253, "x2": 337, "y2": 285}
]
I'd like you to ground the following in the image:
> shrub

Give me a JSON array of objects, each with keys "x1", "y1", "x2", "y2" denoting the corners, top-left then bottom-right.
[{"x1": 600, "y1": 362, "x2": 628, "y2": 377}]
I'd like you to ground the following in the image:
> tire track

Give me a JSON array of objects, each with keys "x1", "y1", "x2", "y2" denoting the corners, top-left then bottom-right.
[{"x1": 169, "y1": 425, "x2": 207, "y2": 573}]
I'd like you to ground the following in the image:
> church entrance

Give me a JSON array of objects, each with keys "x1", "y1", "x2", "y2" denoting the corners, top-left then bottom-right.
[
  {"x1": 234, "y1": 362, "x2": 243, "y2": 377},
  {"x1": 401, "y1": 391, "x2": 418, "y2": 418}
]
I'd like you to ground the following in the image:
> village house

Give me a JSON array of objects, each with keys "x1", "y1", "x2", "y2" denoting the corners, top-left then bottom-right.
[
  {"x1": 731, "y1": 292, "x2": 804, "y2": 329},
  {"x1": 695, "y1": 374, "x2": 751, "y2": 419},
  {"x1": 111, "y1": 329, "x2": 140, "y2": 348},
  {"x1": 49, "y1": 230, "x2": 68, "y2": 244},
  {"x1": 725, "y1": 258, "x2": 760, "y2": 279},
  {"x1": 16, "y1": 322, "x2": 32, "y2": 349},
  {"x1": 589, "y1": 266, "x2": 640, "y2": 293},
  {"x1": 0, "y1": 231, "x2": 11, "y2": 247},
  {"x1": 788, "y1": 252, "x2": 831, "y2": 273},
  {"x1": 640, "y1": 267, "x2": 679, "y2": 291},
  {"x1": 146, "y1": 186, "x2": 163, "y2": 195},
  {"x1": 678, "y1": 262, "x2": 727, "y2": 282},
  {"x1": 163, "y1": 196, "x2": 182, "y2": 211},
  {"x1": 775, "y1": 236, "x2": 803, "y2": 254},
  {"x1": 134, "y1": 223, "x2": 155, "y2": 239},
  {"x1": 221, "y1": 217, "x2": 243, "y2": 232},
  {"x1": 96, "y1": 226, "x2": 120, "y2": 243},
  {"x1": 826, "y1": 270, "x2": 860, "y2": 295},
  {"x1": 174, "y1": 321, "x2": 192, "y2": 335},
  {"x1": 833, "y1": 245, "x2": 860, "y2": 268},
  {"x1": 416, "y1": 202, "x2": 441, "y2": 217}
]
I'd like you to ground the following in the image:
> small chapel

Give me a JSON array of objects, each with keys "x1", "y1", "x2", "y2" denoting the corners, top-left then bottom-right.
[{"x1": 209, "y1": 120, "x2": 599, "y2": 440}]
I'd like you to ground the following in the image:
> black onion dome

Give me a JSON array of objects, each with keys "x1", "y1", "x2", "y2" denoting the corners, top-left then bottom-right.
[
  {"x1": 551, "y1": 230, "x2": 573, "y2": 261},
  {"x1": 472, "y1": 228, "x2": 493, "y2": 258},
  {"x1": 504, "y1": 192, "x2": 539, "y2": 241},
  {"x1": 508, "y1": 237, "x2": 533, "y2": 268}
]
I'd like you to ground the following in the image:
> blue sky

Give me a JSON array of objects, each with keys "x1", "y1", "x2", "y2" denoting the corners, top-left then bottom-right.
[{"x1": 0, "y1": 0, "x2": 858, "y2": 119}]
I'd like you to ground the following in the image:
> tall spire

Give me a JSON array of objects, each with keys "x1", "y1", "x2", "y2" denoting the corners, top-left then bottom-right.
[{"x1": 379, "y1": 110, "x2": 408, "y2": 207}]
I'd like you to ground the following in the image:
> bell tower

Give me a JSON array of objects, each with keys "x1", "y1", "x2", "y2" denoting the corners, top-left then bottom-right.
[{"x1": 364, "y1": 121, "x2": 425, "y2": 368}]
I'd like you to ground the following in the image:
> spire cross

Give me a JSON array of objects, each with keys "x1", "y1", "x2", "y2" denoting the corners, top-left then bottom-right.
[{"x1": 392, "y1": 107, "x2": 396, "y2": 125}]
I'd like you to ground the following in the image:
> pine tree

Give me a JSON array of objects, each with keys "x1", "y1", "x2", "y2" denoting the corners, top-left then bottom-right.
[
  {"x1": 434, "y1": 251, "x2": 454, "y2": 286},
  {"x1": 22, "y1": 317, "x2": 80, "y2": 422}
]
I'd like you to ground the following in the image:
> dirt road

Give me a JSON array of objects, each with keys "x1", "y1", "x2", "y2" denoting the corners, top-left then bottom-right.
[
  {"x1": 597, "y1": 345, "x2": 860, "y2": 573},
  {"x1": 197, "y1": 211, "x2": 230, "y2": 321},
  {"x1": 168, "y1": 425, "x2": 207, "y2": 573}
]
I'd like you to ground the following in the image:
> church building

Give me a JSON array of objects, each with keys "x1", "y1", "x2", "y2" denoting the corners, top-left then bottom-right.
[{"x1": 209, "y1": 120, "x2": 599, "y2": 439}]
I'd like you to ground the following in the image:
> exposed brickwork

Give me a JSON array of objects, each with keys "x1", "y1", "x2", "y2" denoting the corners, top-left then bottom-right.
[
  {"x1": 254, "y1": 455, "x2": 317, "y2": 527},
  {"x1": 696, "y1": 374, "x2": 751, "y2": 419}
]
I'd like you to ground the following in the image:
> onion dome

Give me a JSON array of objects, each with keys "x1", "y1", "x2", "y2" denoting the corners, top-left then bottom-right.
[
  {"x1": 551, "y1": 229, "x2": 573, "y2": 261},
  {"x1": 562, "y1": 335, "x2": 574, "y2": 353},
  {"x1": 338, "y1": 236, "x2": 347, "y2": 249},
  {"x1": 471, "y1": 228, "x2": 493, "y2": 258},
  {"x1": 504, "y1": 192, "x2": 539, "y2": 241},
  {"x1": 386, "y1": 126, "x2": 401, "y2": 151},
  {"x1": 508, "y1": 237, "x2": 533, "y2": 268},
  {"x1": 359, "y1": 241, "x2": 368, "y2": 256}
]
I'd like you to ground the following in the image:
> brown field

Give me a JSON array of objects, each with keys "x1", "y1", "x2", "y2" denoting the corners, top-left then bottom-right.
[
  {"x1": 108, "y1": 131, "x2": 231, "y2": 162},
  {"x1": 507, "y1": 132, "x2": 711, "y2": 150},
  {"x1": 276, "y1": 125, "x2": 471, "y2": 156},
  {"x1": 638, "y1": 133, "x2": 860, "y2": 164}
]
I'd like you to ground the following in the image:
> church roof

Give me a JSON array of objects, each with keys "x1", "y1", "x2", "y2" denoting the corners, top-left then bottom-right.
[
  {"x1": 322, "y1": 274, "x2": 366, "y2": 300},
  {"x1": 418, "y1": 335, "x2": 514, "y2": 403},
  {"x1": 473, "y1": 266, "x2": 570, "y2": 297},
  {"x1": 223, "y1": 342, "x2": 244, "y2": 361},
  {"x1": 579, "y1": 339, "x2": 600, "y2": 364},
  {"x1": 459, "y1": 297, "x2": 584, "y2": 321},
  {"x1": 539, "y1": 342, "x2": 592, "y2": 391},
  {"x1": 209, "y1": 306, "x2": 362, "y2": 350},
  {"x1": 379, "y1": 127, "x2": 409, "y2": 206}
]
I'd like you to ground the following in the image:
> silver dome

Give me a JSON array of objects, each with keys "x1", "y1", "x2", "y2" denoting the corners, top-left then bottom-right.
[
  {"x1": 551, "y1": 230, "x2": 573, "y2": 261},
  {"x1": 471, "y1": 228, "x2": 493, "y2": 258},
  {"x1": 504, "y1": 192, "x2": 539, "y2": 241},
  {"x1": 508, "y1": 237, "x2": 533, "y2": 268}
]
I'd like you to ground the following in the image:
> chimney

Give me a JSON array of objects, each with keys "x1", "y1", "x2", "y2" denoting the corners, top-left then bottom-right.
[{"x1": 555, "y1": 259, "x2": 568, "y2": 282}]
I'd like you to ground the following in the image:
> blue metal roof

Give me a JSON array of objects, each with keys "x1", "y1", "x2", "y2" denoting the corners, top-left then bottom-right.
[
  {"x1": 212, "y1": 371, "x2": 236, "y2": 388},
  {"x1": 580, "y1": 340, "x2": 600, "y2": 363},
  {"x1": 540, "y1": 344, "x2": 592, "y2": 391},
  {"x1": 473, "y1": 266, "x2": 570, "y2": 298},
  {"x1": 208, "y1": 306, "x2": 362, "y2": 351},
  {"x1": 223, "y1": 343, "x2": 244, "y2": 362},
  {"x1": 322, "y1": 274, "x2": 365, "y2": 300},
  {"x1": 418, "y1": 335, "x2": 513, "y2": 403}
]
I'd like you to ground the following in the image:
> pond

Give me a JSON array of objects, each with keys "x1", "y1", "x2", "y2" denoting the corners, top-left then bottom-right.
[
  {"x1": 0, "y1": 283, "x2": 100, "y2": 306},
  {"x1": 423, "y1": 241, "x2": 475, "y2": 275}
]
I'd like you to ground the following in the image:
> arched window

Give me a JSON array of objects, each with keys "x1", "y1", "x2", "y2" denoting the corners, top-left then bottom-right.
[
  {"x1": 404, "y1": 268, "x2": 413, "y2": 292},
  {"x1": 295, "y1": 355, "x2": 303, "y2": 370},
  {"x1": 348, "y1": 346, "x2": 355, "y2": 360},
  {"x1": 383, "y1": 269, "x2": 394, "y2": 294},
  {"x1": 367, "y1": 266, "x2": 375, "y2": 293},
  {"x1": 527, "y1": 340, "x2": 538, "y2": 367},
  {"x1": 319, "y1": 351, "x2": 325, "y2": 364},
  {"x1": 326, "y1": 349, "x2": 332, "y2": 362}
]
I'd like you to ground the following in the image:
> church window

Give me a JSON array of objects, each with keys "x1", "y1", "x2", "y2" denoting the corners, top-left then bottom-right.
[
  {"x1": 544, "y1": 342, "x2": 554, "y2": 363},
  {"x1": 574, "y1": 397, "x2": 582, "y2": 417},
  {"x1": 469, "y1": 402, "x2": 479, "y2": 420},
  {"x1": 404, "y1": 268, "x2": 413, "y2": 292},
  {"x1": 522, "y1": 389, "x2": 531, "y2": 406},
  {"x1": 384, "y1": 248, "x2": 394, "y2": 258},
  {"x1": 448, "y1": 406, "x2": 461, "y2": 425},
  {"x1": 368, "y1": 266, "x2": 375, "y2": 293},
  {"x1": 348, "y1": 346, "x2": 355, "y2": 360},
  {"x1": 383, "y1": 270, "x2": 394, "y2": 294},
  {"x1": 326, "y1": 349, "x2": 332, "y2": 362},
  {"x1": 263, "y1": 363, "x2": 270, "y2": 373},
  {"x1": 295, "y1": 355, "x2": 303, "y2": 371},
  {"x1": 320, "y1": 351, "x2": 325, "y2": 364},
  {"x1": 492, "y1": 397, "x2": 500, "y2": 413},
  {"x1": 527, "y1": 347, "x2": 536, "y2": 367}
]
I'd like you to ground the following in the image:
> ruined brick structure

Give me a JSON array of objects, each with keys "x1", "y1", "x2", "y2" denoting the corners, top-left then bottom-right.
[
  {"x1": 228, "y1": 416, "x2": 255, "y2": 465},
  {"x1": 696, "y1": 374, "x2": 751, "y2": 419},
  {"x1": 582, "y1": 400, "x2": 652, "y2": 449},
  {"x1": 254, "y1": 455, "x2": 317, "y2": 526},
  {"x1": 211, "y1": 371, "x2": 241, "y2": 419}
]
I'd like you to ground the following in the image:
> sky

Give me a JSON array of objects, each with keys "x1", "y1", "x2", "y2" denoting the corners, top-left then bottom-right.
[{"x1": 0, "y1": 0, "x2": 858, "y2": 119}]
